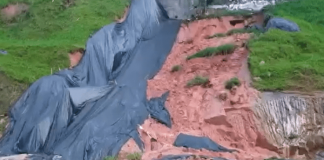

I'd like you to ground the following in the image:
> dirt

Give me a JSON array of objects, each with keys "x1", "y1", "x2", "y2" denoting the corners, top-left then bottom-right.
[
  {"x1": 0, "y1": 3, "x2": 29, "y2": 21},
  {"x1": 120, "y1": 17, "x2": 281, "y2": 160}
]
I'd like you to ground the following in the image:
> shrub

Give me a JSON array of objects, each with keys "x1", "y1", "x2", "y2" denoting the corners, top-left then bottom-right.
[
  {"x1": 126, "y1": 152, "x2": 142, "y2": 160},
  {"x1": 225, "y1": 77, "x2": 241, "y2": 90},
  {"x1": 186, "y1": 44, "x2": 235, "y2": 60},
  {"x1": 206, "y1": 33, "x2": 226, "y2": 39},
  {"x1": 186, "y1": 76, "x2": 209, "y2": 87},
  {"x1": 171, "y1": 65, "x2": 181, "y2": 72}
]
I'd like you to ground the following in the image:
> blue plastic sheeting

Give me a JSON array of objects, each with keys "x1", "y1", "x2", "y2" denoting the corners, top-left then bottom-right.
[
  {"x1": 0, "y1": 50, "x2": 7, "y2": 55},
  {"x1": 0, "y1": 0, "x2": 179, "y2": 159},
  {"x1": 266, "y1": 17, "x2": 300, "y2": 32},
  {"x1": 174, "y1": 134, "x2": 236, "y2": 153}
]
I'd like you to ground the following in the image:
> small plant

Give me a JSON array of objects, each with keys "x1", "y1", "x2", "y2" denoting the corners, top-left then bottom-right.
[
  {"x1": 225, "y1": 77, "x2": 241, "y2": 90},
  {"x1": 226, "y1": 28, "x2": 261, "y2": 36},
  {"x1": 186, "y1": 76, "x2": 209, "y2": 87},
  {"x1": 104, "y1": 156, "x2": 117, "y2": 160},
  {"x1": 171, "y1": 65, "x2": 181, "y2": 72},
  {"x1": 126, "y1": 152, "x2": 142, "y2": 160},
  {"x1": 186, "y1": 44, "x2": 235, "y2": 60},
  {"x1": 206, "y1": 33, "x2": 226, "y2": 39}
]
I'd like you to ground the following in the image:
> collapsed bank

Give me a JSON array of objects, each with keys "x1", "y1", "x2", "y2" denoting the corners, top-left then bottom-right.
[{"x1": 1, "y1": 0, "x2": 324, "y2": 159}]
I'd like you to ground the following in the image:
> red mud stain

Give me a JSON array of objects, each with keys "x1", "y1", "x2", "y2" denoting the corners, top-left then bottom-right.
[
  {"x1": 1, "y1": 3, "x2": 29, "y2": 21},
  {"x1": 137, "y1": 17, "x2": 280, "y2": 160}
]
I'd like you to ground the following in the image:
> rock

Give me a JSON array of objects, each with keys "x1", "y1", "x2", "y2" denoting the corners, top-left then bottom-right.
[
  {"x1": 253, "y1": 77, "x2": 261, "y2": 81},
  {"x1": 254, "y1": 92, "x2": 324, "y2": 158},
  {"x1": 218, "y1": 91, "x2": 228, "y2": 101},
  {"x1": 265, "y1": 17, "x2": 300, "y2": 32},
  {"x1": 204, "y1": 98, "x2": 232, "y2": 127},
  {"x1": 230, "y1": 86, "x2": 237, "y2": 95},
  {"x1": 0, "y1": 50, "x2": 7, "y2": 55}
]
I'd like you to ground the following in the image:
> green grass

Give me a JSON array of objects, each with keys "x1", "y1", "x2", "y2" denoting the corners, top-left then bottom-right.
[
  {"x1": 171, "y1": 65, "x2": 181, "y2": 72},
  {"x1": 0, "y1": 0, "x2": 128, "y2": 84},
  {"x1": 226, "y1": 28, "x2": 262, "y2": 36},
  {"x1": 103, "y1": 156, "x2": 117, "y2": 160},
  {"x1": 225, "y1": 77, "x2": 241, "y2": 90},
  {"x1": 206, "y1": 33, "x2": 226, "y2": 39},
  {"x1": 248, "y1": 0, "x2": 324, "y2": 91},
  {"x1": 207, "y1": 28, "x2": 262, "y2": 39},
  {"x1": 186, "y1": 76, "x2": 209, "y2": 87},
  {"x1": 126, "y1": 152, "x2": 142, "y2": 160},
  {"x1": 186, "y1": 44, "x2": 235, "y2": 60}
]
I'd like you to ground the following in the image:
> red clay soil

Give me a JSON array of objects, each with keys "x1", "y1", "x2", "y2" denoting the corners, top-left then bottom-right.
[
  {"x1": 124, "y1": 17, "x2": 280, "y2": 160},
  {"x1": 0, "y1": 3, "x2": 29, "y2": 21}
]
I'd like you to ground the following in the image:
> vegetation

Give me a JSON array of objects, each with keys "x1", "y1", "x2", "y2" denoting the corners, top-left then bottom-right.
[
  {"x1": 186, "y1": 76, "x2": 209, "y2": 87},
  {"x1": 103, "y1": 156, "x2": 117, "y2": 160},
  {"x1": 225, "y1": 77, "x2": 241, "y2": 90},
  {"x1": 206, "y1": 33, "x2": 226, "y2": 39},
  {"x1": 126, "y1": 152, "x2": 142, "y2": 160},
  {"x1": 186, "y1": 44, "x2": 235, "y2": 60},
  {"x1": 207, "y1": 28, "x2": 262, "y2": 39},
  {"x1": 171, "y1": 65, "x2": 182, "y2": 72},
  {"x1": 248, "y1": 0, "x2": 324, "y2": 91},
  {"x1": 226, "y1": 28, "x2": 262, "y2": 36},
  {"x1": 103, "y1": 152, "x2": 141, "y2": 160},
  {"x1": 0, "y1": 0, "x2": 128, "y2": 84}
]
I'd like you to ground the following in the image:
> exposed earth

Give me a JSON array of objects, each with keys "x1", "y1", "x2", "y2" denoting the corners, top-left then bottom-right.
[
  {"x1": 118, "y1": 17, "x2": 281, "y2": 160},
  {"x1": 0, "y1": 3, "x2": 29, "y2": 21},
  {"x1": 1, "y1": 0, "x2": 324, "y2": 160}
]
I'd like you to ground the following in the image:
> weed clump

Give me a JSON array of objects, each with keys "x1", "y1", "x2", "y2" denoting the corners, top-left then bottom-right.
[
  {"x1": 171, "y1": 65, "x2": 181, "y2": 72},
  {"x1": 226, "y1": 28, "x2": 262, "y2": 36},
  {"x1": 187, "y1": 76, "x2": 209, "y2": 87},
  {"x1": 206, "y1": 33, "x2": 226, "y2": 39},
  {"x1": 126, "y1": 152, "x2": 142, "y2": 160},
  {"x1": 186, "y1": 44, "x2": 235, "y2": 60},
  {"x1": 104, "y1": 156, "x2": 117, "y2": 160},
  {"x1": 225, "y1": 77, "x2": 241, "y2": 90}
]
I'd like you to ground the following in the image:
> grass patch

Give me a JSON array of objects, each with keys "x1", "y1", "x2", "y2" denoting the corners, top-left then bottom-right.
[
  {"x1": 126, "y1": 152, "x2": 142, "y2": 160},
  {"x1": 206, "y1": 33, "x2": 226, "y2": 39},
  {"x1": 186, "y1": 76, "x2": 209, "y2": 87},
  {"x1": 103, "y1": 156, "x2": 117, "y2": 160},
  {"x1": 226, "y1": 28, "x2": 262, "y2": 36},
  {"x1": 248, "y1": 0, "x2": 324, "y2": 91},
  {"x1": 207, "y1": 28, "x2": 263, "y2": 39},
  {"x1": 186, "y1": 44, "x2": 235, "y2": 60},
  {"x1": 171, "y1": 65, "x2": 181, "y2": 72},
  {"x1": 225, "y1": 77, "x2": 241, "y2": 90},
  {"x1": 0, "y1": 0, "x2": 128, "y2": 84}
]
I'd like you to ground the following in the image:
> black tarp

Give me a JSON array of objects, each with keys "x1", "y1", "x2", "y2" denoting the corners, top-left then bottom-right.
[
  {"x1": 0, "y1": 0, "x2": 232, "y2": 159},
  {"x1": 173, "y1": 134, "x2": 236, "y2": 153}
]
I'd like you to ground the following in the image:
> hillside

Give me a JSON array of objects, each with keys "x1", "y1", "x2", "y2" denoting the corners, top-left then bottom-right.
[
  {"x1": 0, "y1": 0, "x2": 128, "y2": 129},
  {"x1": 248, "y1": 0, "x2": 324, "y2": 91},
  {"x1": 0, "y1": 0, "x2": 128, "y2": 84},
  {"x1": 1, "y1": 0, "x2": 324, "y2": 159}
]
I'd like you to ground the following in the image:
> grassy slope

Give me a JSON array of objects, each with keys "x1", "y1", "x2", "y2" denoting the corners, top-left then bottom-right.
[
  {"x1": 248, "y1": 0, "x2": 324, "y2": 91},
  {"x1": 0, "y1": 0, "x2": 128, "y2": 84}
]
